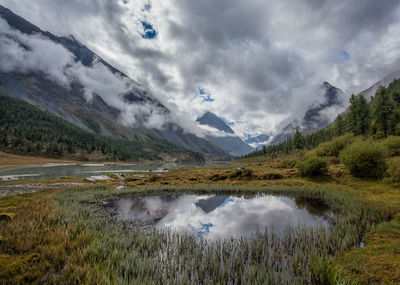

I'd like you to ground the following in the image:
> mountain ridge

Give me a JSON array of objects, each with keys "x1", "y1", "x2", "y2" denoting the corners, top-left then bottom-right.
[
  {"x1": 271, "y1": 82, "x2": 346, "y2": 145},
  {"x1": 0, "y1": 5, "x2": 229, "y2": 158},
  {"x1": 196, "y1": 112, "x2": 253, "y2": 156}
]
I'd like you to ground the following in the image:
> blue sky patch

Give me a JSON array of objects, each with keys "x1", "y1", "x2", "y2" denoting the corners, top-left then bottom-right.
[
  {"x1": 141, "y1": 21, "x2": 157, "y2": 39},
  {"x1": 340, "y1": 50, "x2": 350, "y2": 61},
  {"x1": 197, "y1": 223, "x2": 213, "y2": 238},
  {"x1": 199, "y1": 88, "x2": 214, "y2": 102}
]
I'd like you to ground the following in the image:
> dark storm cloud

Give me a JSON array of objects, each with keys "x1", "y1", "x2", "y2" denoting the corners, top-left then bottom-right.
[{"x1": 1, "y1": 0, "x2": 400, "y2": 135}]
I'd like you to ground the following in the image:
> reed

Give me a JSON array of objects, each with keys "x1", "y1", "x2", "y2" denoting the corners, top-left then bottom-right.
[{"x1": 45, "y1": 185, "x2": 388, "y2": 284}]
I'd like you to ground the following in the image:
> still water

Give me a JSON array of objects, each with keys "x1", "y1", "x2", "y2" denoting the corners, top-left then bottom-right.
[
  {"x1": 107, "y1": 194, "x2": 332, "y2": 239},
  {"x1": 0, "y1": 163, "x2": 165, "y2": 180},
  {"x1": 0, "y1": 161, "x2": 228, "y2": 181}
]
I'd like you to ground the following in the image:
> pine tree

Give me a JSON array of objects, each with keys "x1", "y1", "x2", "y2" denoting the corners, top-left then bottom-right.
[
  {"x1": 356, "y1": 95, "x2": 370, "y2": 135},
  {"x1": 347, "y1": 94, "x2": 358, "y2": 135},
  {"x1": 334, "y1": 114, "x2": 344, "y2": 136},
  {"x1": 375, "y1": 86, "x2": 394, "y2": 137},
  {"x1": 292, "y1": 128, "x2": 304, "y2": 150}
]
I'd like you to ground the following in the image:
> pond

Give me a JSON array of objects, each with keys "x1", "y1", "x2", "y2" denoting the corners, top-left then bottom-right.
[{"x1": 106, "y1": 194, "x2": 332, "y2": 239}]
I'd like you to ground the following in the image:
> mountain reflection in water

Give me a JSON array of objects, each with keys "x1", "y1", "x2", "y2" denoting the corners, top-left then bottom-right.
[{"x1": 109, "y1": 194, "x2": 331, "y2": 239}]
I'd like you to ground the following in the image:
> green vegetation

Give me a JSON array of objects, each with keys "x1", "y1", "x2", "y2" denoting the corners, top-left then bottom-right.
[
  {"x1": 340, "y1": 139, "x2": 388, "y2": 179},
  {"x1": 313, "y1": 134, "x2": 355, "y2": 157},
  {"x1": 242, "y1": 79, "x2": 400, "y2": 160},
  {"x1": 0, "y1": 185, "x2": 390, "y2": 284},
  {"x1": 381, "y1": 135, "x2": 400, "y2": 156},
  {"x1": 297, "y1": 156, "x2": 329, "y2": 177},
  {"x1": 0, "y1": 94, "x2": 203, "y2": 162},
  {"x1": 386, "y1": 157, "x2": 400, "y2": 182}
]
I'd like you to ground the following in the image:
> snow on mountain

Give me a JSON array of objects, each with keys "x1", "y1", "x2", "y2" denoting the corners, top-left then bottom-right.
[
  {"x1": 196, "y1": 112, "x2": 254, "y2": 156},
  {"x1": 271, "y1": 82, "x2": 346, "y2": 144}
]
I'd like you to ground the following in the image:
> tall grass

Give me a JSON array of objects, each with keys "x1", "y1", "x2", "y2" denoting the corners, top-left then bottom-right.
[{"x1": 49, "y1": 185, "x2": 389, "y2": 284}]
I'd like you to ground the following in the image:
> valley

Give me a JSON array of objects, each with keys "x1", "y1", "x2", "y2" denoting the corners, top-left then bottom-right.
[{"x1": 1, "y1": 2, "x2": 400, "y2": 285}]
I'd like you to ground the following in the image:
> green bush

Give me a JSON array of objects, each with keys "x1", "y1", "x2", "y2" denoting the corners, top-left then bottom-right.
[
  {"x1": 278, "y1": 158, "x2": 297, "y2": 169},
  {"x1": 340, "y1": 139, "x2": 387, "y2": 179},
  {"x1": 314, "y1": 135, "x2": 354, "y2": 157},
  {"x1": 229, "y1": 168, "x2": 253, "y2": 179},
  {"x1": 386, "y1": 157, "x2": 400, "y2": 183},
  {"x1": 381, "y1": 136, "x2": 400, "y2": 156},
  {"x1": 296, "y1": 156, "x2": 329, "y2": 177}
]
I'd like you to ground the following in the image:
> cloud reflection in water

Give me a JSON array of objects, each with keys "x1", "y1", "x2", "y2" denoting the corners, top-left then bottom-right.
[{"x1": 112, "y1": 194, "x2": 330, "y2": 239}]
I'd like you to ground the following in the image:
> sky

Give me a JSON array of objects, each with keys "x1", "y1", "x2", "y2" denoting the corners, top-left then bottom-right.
[{"x1": 1, "y1": 0, "x2": 400, "y2": 138}]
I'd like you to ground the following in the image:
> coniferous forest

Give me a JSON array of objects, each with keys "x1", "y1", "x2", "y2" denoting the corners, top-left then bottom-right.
[
  {"x1": 242, "y1": 79, "x2": 400, "y2": 159},
  {"x1": 0, "y1": 94, "x2": 203, "y2": 162}
]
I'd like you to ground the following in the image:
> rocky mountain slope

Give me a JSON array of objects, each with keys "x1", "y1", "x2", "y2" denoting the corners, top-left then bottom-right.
[
  {"x1": 359, "y1": 69, "x2": 400, "y2": 100},
  {"x1": 196, "y1": 112, "x2": 253, "y2": 156},
  {"x1": 0, "y1": 5, "x2": 228, "y2": 157},
  {"x1": 0, "y1": 94, "x2": 204, "y2": 162},
  {"x1": 271, "y1": 82, "x2": 346, "y2": 144},
  {"x1": 245, "y1": 135, "x2": 271, "y2": 149}
]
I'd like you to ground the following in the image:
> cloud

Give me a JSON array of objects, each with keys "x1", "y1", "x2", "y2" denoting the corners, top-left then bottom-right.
[
  {"x1": 0, "y1": 17, "x2": 178, "y2": 131},
  {"x1": 1, "y1": 0, "x2": 400, "y2": 137}
]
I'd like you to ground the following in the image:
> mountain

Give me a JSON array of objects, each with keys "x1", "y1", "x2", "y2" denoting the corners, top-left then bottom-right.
[
  {"x1": 0, "y1": 94, "x2": 203, "y2": 162},
  {"x1": 271, "y1": 82, "x2": 346, "y2": 144},
  {"x1": 359, "y1": 69, "x2": 400, "y2": 100},
  {"x1": 197, "y1": 112, "x2": 235, "y2": 134},
  {"x1": 0, "y1": 5, "x2": 228, "y2": 158},
  {"x1": 245, "y1": 135, "x2": 271, "y2": 149},
  {"x1": 196, "y1": 112, "x2": 254, "y2": 156}
]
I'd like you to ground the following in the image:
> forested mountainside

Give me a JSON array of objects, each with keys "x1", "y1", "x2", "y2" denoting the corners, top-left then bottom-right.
[
  {"x1": 0, "y1": 5, "x2": 228, "y2": 157},
  {"x1": 0, "y1": 94, "x2": 204, "y2": 162},
  {"x1": 270, "y1": 82, "x2": 346, "y2": 145},
  {"x1": 242, "y1": 78, "x2": 400, "y2": 159}
]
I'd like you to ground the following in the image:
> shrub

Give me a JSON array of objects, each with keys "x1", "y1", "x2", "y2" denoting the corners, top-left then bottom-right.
[
  {"x1": 278, "y1": 158, "x2": 297, "y2": 169},
  {"x1": 381, "y1": 136, "x2": 400, "y2": 156},
  {"x1": 296, "y1": 156, "x2": 329, "y2": 177},
  {"x1": 209, "y1": 173, "x2": 228, "y2": 181},
  {"x1": 229, "y1": 168, "x2": 253, "y2": 179},
  {"x1": 386, "y1": 157, "x2": 400, "y2": 183},
  {"x1": 263, "y1": 172, "x2": 284, "y2": 180},
  {"x1": 340, "y1": 139, "x2": 387, "y2": 179},
  {"x1": 314, "y1": 135, "x2": 354, "y2": 157}
]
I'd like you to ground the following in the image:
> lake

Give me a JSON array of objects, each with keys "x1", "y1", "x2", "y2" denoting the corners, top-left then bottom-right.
[
  {"x1": 106, "y1": 194, "x2": 332, "y2": 239},
  {"x1": 0, "y1": 161, "x2": 226, "y2": 181},
  {"x1": 0, "y1": 163, "x2": 166, "y2": 181}
]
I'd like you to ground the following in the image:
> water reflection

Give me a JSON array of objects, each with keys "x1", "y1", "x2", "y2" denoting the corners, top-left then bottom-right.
[
  {"x1": 0, "y1": 161, "x2": 228, "y2": 180},
  {"x1": 108, "y1": 194, "x2": 331, "y2": 239}
]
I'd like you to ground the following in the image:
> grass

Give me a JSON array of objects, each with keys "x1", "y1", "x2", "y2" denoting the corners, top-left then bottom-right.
[
  {"x1": 0, "y1": 184, "x2": 391, "y2": 284},
  {"x1": 0, "y1": 151, "x2": 77, "y2": 165},
  {"x1": 1, "y1": 151, "x2": 400, "y2": 283}
]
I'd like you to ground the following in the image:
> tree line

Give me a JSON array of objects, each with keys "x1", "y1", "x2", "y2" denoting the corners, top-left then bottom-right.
[
  {"x1": 0, "y1": 94, "x2": 202, "y2": 161},
  {"x1": 242, "y1": 79, "x2": 400, "y2": 159}
]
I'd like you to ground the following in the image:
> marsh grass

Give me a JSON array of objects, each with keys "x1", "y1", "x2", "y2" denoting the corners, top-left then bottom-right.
[{"x1": 47, "y1": 185, "x2": 389, "y2": 284}]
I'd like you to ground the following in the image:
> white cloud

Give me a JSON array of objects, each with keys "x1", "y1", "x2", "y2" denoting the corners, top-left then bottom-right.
[{"x1": 1, "y1": 0, "x2": 400, "y2": 136}]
